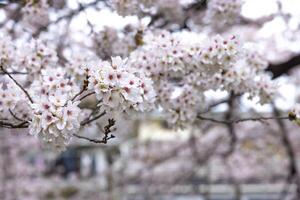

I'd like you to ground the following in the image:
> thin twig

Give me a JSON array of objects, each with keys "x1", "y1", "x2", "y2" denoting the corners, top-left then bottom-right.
[
  {"x1": 70, "y1": 73, "x2": 89, "y2": 102},
  {"x1": 71, "y1": 87, "x2": 87, "y2": 102},
  {"x1": 0, "y1": 66, "x2": 34, "y2": 103},
  {"x1": 197, "y1": 115, "x2": 290, "y2": 124},
  {"x1": 200, "y1": 98, "x2": 231, "y2": 114},
  {"x1": 0, "y1": 120, "x2": 29, "y2": 129},
  {"x1": 74, "y1": 118, "x2": 116, "y2": 144},
  {"x1": 79, "y1": 91, "x2": 95, "y2": 101},
  {"x1": 0, "y1": 71, "x2": 27, "y2": 75},
  {"x1": 73, "y1": 133, "x2": 115, "y2": 144},
  {"x1": 8, "y1": 109, "x2": 26, "y2": 122},
  {"x1": 80, "y1": 110, "x2": 106, "y2": 126}
]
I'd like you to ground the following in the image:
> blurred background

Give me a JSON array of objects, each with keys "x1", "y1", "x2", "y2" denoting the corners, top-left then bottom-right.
[{"x1": 2, "y1": 117, "x2": 300, "y2": 200}]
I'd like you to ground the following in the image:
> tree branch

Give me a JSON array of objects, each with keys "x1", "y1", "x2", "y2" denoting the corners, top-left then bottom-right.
[
  {"x1": 8, "y1": 109, "x2": 26, "y2": 122},
  {"x1": 0, "y1": 66, "x2": 34, "y2": 104},
  {"x1": 80, "y1": 110, "x2": 106, "y2": 126},
  {"x1": 267, "y1": 54, "x2": 300, "y2": 79},
  {"x1": 70, "y1": 75, "x2": 89, "y2": 102},
  {"x1": 0, "y1": 120, "x2": 29, "y2": 129},
  {"x1": 197, "y1": 115, "x2": 290, "y2": 124},
  {"x1": 0, "y1": 71, "x2": 27, "y2": 75},
  {"x1": 273, "y1": 104, "x2": 300, "y2": 200},
  {"x1": 79, "y1": 91, "x2": 95, "y2": 101},
  {"x1": 74, "y1": 118, "x2": 116, "y2": 144}
]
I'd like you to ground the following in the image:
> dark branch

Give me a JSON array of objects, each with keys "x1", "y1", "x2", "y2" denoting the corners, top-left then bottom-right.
[
  {"x1": 184, "y1": 0, "x2": 207, "y2": 11},
  {"x1": 0, "y1": 71, "x2": 27, "y2": 75},
  {"x1": 267, "y1": 54, "x2": 300, "y2": 79},
  {"x1": 80, "y1": 110, "x2": 106, "y2": 126},
  {"x1": 71, "y1": 75, "x2": 89, "y2": 102},
  {"x1": 9, "y1": 109, "x2": 26, "y2": 122},
  {"x1": 0, "y1": 66, "x2": 34, "y2": 103},
  {"x1": 224, "y1": 94, "x2": 237, "y2": 156},
  {"x1": 197, "y1": 115, "x2": 290, "y2": 124},
  {"x1": 0, "y1": 120, "x2": 29, "y2": 129},
  {"x1": 273, "y1": 104, "x2": 300, "y2": 199},
  {"x1": 74, "y1": 118, "x2": 116, "y2": 144},
  {"x1": 79, "y1": 91, "x2": 95, "y2": 101}
]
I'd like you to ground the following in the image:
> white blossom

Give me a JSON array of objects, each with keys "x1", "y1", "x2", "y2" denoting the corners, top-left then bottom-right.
[
  {"x1": 29, "y1": 98, "x2": 81, "y2": 150},
  {"x1": 88, "y1": 56, "x2": 156, "y2": 112}
]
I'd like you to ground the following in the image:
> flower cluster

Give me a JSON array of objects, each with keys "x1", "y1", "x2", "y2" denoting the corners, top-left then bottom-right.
[
  {"x1": 65, "y1": 51, "x2": 99, "y2": 83},
  {"x1": 245, "y1": 50, "x2": 269, "y2": 72},
  {"x1": 199, "y1": 35, "x2": 241, "y2": 73},
  {"x1": 1, "y1": 27, "x2": 278, "y2": 147},
  {"x1": 29, "y1": 67, "x2": 82, "y2": 150},
  {"x1": 128, "y1": 31, "x2": 197, "y2": 79},
  {"x1": 204, "y1": 0, "x2": 243, "y2": 29},
  {"x1": 128, "y1": 31, "x2": 275, "y2": 126},
  {"x1": 22, "y1": 0, "x2": 50, "y2": 31},
  {"x1": 30, "y1": 67, "x2": 80, "y2": 98},
  {"x1": 164, "y1": 85, "x2": 205, "y2": 127},
  {"x1": 220, "y1": 47, "x2": 275, "y2": 104},
  {"x1": 17, "y1": 39, "x2": 58, "y2": 77},
  {"x1": 30, "y1": 99, "x2": 81, "y2": 150},
  {"x1": 88, "y1": 57, "x2": 156, "y2": 112},
  {"x1": 1, "y1": 34, "x2": 157, "y2": 149},
  {"x1": 0, "y1": 80, "x2": 30, "y2": 123},
  {"x1": 0, "y1": 35, "x2": 15, "y2": 68},
  {"x1": 0, "y1": 36, "x2": 58, "y2": 79}
]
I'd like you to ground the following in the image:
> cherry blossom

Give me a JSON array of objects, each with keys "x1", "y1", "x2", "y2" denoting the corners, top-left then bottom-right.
[
  {"x1": 29, "y1": 98, "x2": 81, "y2": 150},
  {"x1": 88, "y1": 56, "x2": 156, "y2": 112}
]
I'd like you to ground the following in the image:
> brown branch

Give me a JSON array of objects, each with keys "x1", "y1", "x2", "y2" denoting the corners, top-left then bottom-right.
[
  {"x1": 184, "y1": 0, "x2": 207, "y2": 11},
  {"x1": 8, "y1": 109, "x2": 26, "y2": 122},
  {"x1": 267, "y1": 54, "x2": 300, "y2": 79},
  {"x1": 273, "y1": 104, "x2": 300, "y2": 200},
  {"x1": 71, "y1": 88, "x2": 85, "y2": 102},
  {"x1": 197, "y1": 115, "x2": 290, "y2": 124},
  {"x1": 79, "y1": 91, "x2": 95, "y2": 101},
  {"x1": 0, "y1": 120, "x2": 29, "y2": 129},
  {"x1": 222, "y1": 94, "x2": 242, "y2": 200},
  {"x1": 80, "y1": 110, "x2": 106, "y2": 126},
  {"x1": 200, "y1": 97, "x2": 231, "y2": 114},
  {"x1": 70, "y1": 79, "x2": 89, "y2": 102},
  {"x1": 224, "y1": 94, "x2": 237, "y2": 157},
  {"x1": 74, "y1": 118, "x2": 116, "y2": 144},
  {"x1": 0, "y1": 71, "x2": 27, "y2": 75},
  {"x1": 0, "y1": 66, "x2": 34, "y2": 103},
  {"x1": 73, "y1": 133, "x2": 114, "y2": 143}
]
